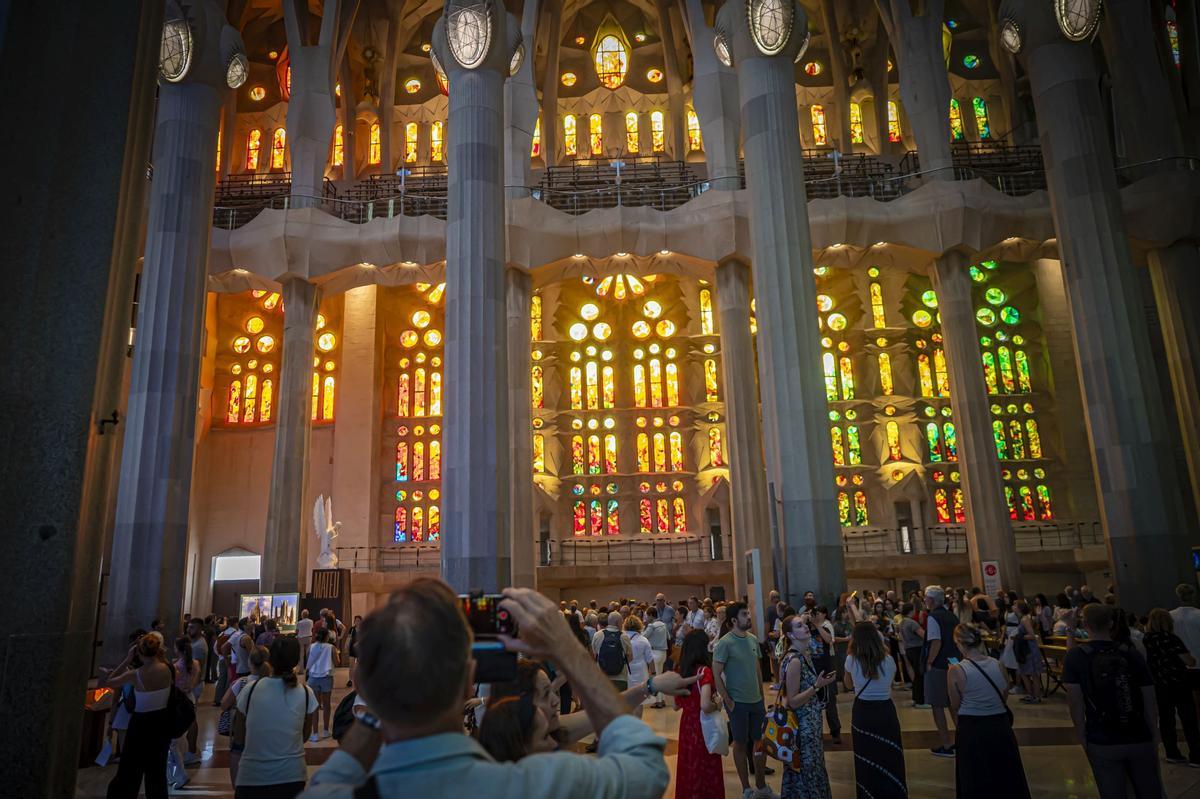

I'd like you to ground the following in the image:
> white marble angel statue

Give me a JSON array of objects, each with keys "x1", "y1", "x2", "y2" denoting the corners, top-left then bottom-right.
[{"x1": 313, "y1": 494, "x2": 341, "y2": 568}]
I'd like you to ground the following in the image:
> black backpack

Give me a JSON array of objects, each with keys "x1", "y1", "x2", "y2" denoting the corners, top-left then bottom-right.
[
  {"x1": 1083, "y1": 643, "x2": 1142, "y2": 731},
  {"x1": 597, "y1": 630, "x2": 628, "y2": 676}
]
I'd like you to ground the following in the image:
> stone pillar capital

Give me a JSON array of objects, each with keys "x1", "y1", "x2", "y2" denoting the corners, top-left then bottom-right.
[
  {"x1": 160, "y1": 0, "x2": 246, "y2": 92},
  {"x1": 997, "y1": 0, "x2": 1103, "y2": 62},
  {"x1": 714, "y1": 0, "x2": 809, "y2": 68},
  {"x1": 433, "y1": 0, "x2": 523, "y2": 81}
]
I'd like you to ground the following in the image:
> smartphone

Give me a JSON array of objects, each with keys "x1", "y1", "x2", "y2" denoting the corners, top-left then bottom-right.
[
  {"x1": 947, "y1": 657, "x2": 960, "y2": 665},
  {"x1": 458, "y1": 593, "x2": 518, "y2": 638}
]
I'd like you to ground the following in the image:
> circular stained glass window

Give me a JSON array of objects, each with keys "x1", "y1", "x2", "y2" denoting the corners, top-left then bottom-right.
[
  {"x1": 1000, "y1": 306, "x2": 1020, "y2": 325},
  {"x1": 400, "y1": 330, "x2": 418, "y2": 347},
  {"x1": 1001, "y1": 468, "x2": 1012, "y2": 480},
  {"x1": 1023, "y1": 401, "x2": 1035, "y2": 413},
  {"x1": 1017, "y1": 468, "x2": 1030, "y2": 480},
  {"x1": 829, "y1": 410, "x2": 840, "y2": 421},
  {"x1": 672, "y1": 479, "x2": 684, "y2": 492},
  {"x1": 891, "y1": 469, "x2": 904, "y2": 481},
  {"x1": 590, "y1": 484, "x2": 602, "y2": 495},
  {"x1": 820, "y1": 336, "x2": 832, "y2": 348},
  {"x1": 990, "y1": 403, "x2": 1002, "y2": 414},
  {"x1": 655, "y1": 319, "x2": 676, "y2": 337},
  {"x1": 447, "y1": 3, "x2": 492, "y2": 69},
  {"x1": 980, "y1": 336, "x2": 992, "y2": 347},
  {"x1": 159, "y1": 18, "x2": 193, "y2": 83},
  {"x1": 668, "y1": 415, "x2": 680, "y2": 426},
  {"x1": 962, "y1": 54, "x2": 980, "y2": 69},
  {"x1": 803, "y1": 61, "x2": 823, "y2": 76},
  {"x1": 835, "y1": 474, "x2": 848, "y2": 487},
  {"x1": 646, "y1": 68, "x2": 664, "y2": 83},
  {"x1": 827, "y1": 313, "x2": 847, "y2": 331},
  {"x1": 412, "y1": 310, "x2": 431, "y2": 328},
  {"x1": 255, "y1": 335, "x2": 275, "y2": 353},
  {"x1": 246, "y1": 316, "x2": 265, "y2": 334},
  {"x1": 639, "y1": 481, "x2": 651, "y2": 493},
  {"x1": 231, "y1": 364, "x2": 242, "y2": 375},
  {"x1": 837, "y1": 341, "x2": 849, "y2": 352},
  {"x1": 396, "y1": 490, "x2": 407, "y2": 501},
  {"x1": 632, "y1": 320, "x2": 651, "y2": 338},
  {"x1": 561, "y1": 71, "x2": 577, "y2": 86},
  {"x1": 816, "y1": 294, "x2": 834, "y2": 312},
  {"x1": 941, "y1": 406, "x2": 952, "y2": 417},
  {"x1": 912, "y1": 310, "x2": 933, "y2": 328},
  {"x1": 921, "y1": 290, "x2": 939, "y2": 309},
  {"x1": 950, "y1": 470, "x2": 961, "y2": 482},
  {"x1": 969, "y1": 265, "x2": 987, "y2": 283},
  {"x1": 642, "y1": 300, "x2": 663, "y2": 319},
  {"x1": 655, "y1": 481, "x2": 668, "y2": 492},
  {"x1": 247, "y1": 359, "x2": 258, "y2": 370},
  {"x1": 607, "y1": 482, "x2": 619, "y2": 494},
  {"x1": 706, "y1": 411, "x2": 721, "y2": 422},
  {"x1": 846, "y1": 409, "x2": 857, "y2": 419},
  {"x1": 976, "y1": 307, "x2": 997, "y2": 326},
  {"x1": 249, "y1": 86, "x2": 266, "y2": 101},
  {"x1": 581, "y1": 303, "x2": 600, "y2": 321},
  {"x1": 316, "y1": 314, "x2": 327, "y2": 330},
  {"x1": 571, "y1": 418, "x2": 583, "y2": 429},
  {"x1": 415, "y1": 353, "x2": 426, "y2": 363},
  {"x1": 569, "y1": 323, "x2": 588, "y2": 341},
  {"x1": 985, "y1": 287, "x2": 1006, "y2": 305},
  {"x1": 404, "y1": 78, "x2": 422, "y2": 94},
  {"x1": 593, "y1": 323, "x2": 612, "y2": 341},
  {"x1": 933, "y1": 471, "x2": 945, "y2": 482},
  {"x1": 924, "y1": 406, "x2": 936, "y2": 417},
  {"x1": 996, "y1": 330, "x2": 1008, "y2": 342},
  {"x1": 1034, "y1": 467, "x2": 1046, "y2": 479},
  {"x1": 233, "y1": 336, "x2": 251, "y2": 353},
  {"x1": 532, "y1": 417, "x2": 544, "y2": 429},
  {"x1": 603, "y1": 417, "x2": 616, "y2": 429},
  {"x1": 317, "y1": 332, "x2": 337, "y2": 352},
  {"x1": 572, "y1": 484, "x2": 584, "y2": 496},
  {"x1": 423, "y1": 329, "x2": 442, "y2": 347}
]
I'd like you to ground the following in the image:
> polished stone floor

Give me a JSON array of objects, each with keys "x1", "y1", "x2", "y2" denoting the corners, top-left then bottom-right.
[{"x1": 77, "y1": 668, "x2": 1200, "y2": 797}]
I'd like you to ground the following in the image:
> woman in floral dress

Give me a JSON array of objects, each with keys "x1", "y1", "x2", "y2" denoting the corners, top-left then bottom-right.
[
  {"x1": 673, "y1": 629, "x2": 724, "y2": 799},
  {"x1": 778, "y1": 613, "x2": 837, "y2": 799}
]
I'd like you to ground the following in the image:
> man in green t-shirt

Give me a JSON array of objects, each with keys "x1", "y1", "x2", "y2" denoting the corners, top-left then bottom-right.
[{"x1": 713, "y1": 602, "x2": 772, "y2": 798}]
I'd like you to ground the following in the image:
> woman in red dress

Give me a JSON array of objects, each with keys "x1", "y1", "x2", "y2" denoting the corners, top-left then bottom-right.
[{"x1": 674, "y1": 629, "x2": 725, "y2": 799}]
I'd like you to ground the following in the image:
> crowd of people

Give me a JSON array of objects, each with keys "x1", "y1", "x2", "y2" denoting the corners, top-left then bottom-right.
[{"x1": 94, "y1": 580, "x2": 1200, "y2": 799}]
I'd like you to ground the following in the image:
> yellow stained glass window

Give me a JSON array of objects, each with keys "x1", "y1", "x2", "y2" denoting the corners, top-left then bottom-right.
[
  {"x1": 260, "y1": 379, "x2": 273, "y2": 422},
  {"x1": 686, "y1": 108, "x2": 703, "y2": 151},
  {"x1": 414, "y1": 368, "x2": 426, "y2": 416},
  {"x1": 594, "y1": 34, "x2": 629, "y2": 89},
  {"x1": 531, "y1": 365, "x2": 544, "y2": 409},
  {"x1": 271, "y1": 127, "x2": 286, "y2": 170},
  {"x1": 243, "y1": 374, "x2": 258, "y2": 423},
  {"x1": 604, "y1": 434, "x2": 618, "y2": 473},
  {"x1": 656, "y1": 498, "x2": 669, "y2": 533},
  {"x1": 649, "y1": 359, "x2": 664, "y2": 408},
  {"x1": 850, "y1": 103, "x2": 864, "y2": 144},
  {"x1": 429, "y1": 371, "x2": 442, "y2": 416},
  {"x1": 639, "y1": 498, "x2": 652, "y2": 533},
  {"x1": 569, "y1": 366, "x2": 582, "y2": 409},
  {"x1": 312, "y1": 372, "x2": 320, "y2": 420},
  {"x1": 973, "y1": 97, "x2": 991, "y2": 139},
  {"x1": 586, "y1": 361, "x2": 599, "y2": 409},
  {"x1": 669, "y1": 431, "x2": 684, "y2": 471},
  {"x1": 589, "y1": 113, "x2": 603, "y2": 156},
  {"x1": 430, "y1": 121, "x2": 444, "y2": 163},
  {"x1": 602, "y1": 365, "x2": 615, "y2": 408},
  {"x1": 412, "y1": 441, "x2": 425, "y2": 481},
  {"x1": 633, "y1": 363, "x2": 647, "y2": 407},
  {"x1": 810, "y1": 105, "x2": 828, "y2": 146},
  {"x1": 839, "y1": 356, "x2": 855, "y2": 400},
  {"x1": 625, "y1": 111, "x2": 639, "y2": 153},
  {"x1": 398, "y1": 374, "x2": 410, "y2": 415},
  {"x1": 870, "y1": 282, "x2": 886, "y2": 328},
  {"x1": 533, "y1": 433, "x2": 545, "y2": 473},
  {"x1": 918, "y1": 353, "x2": 934, "y2": 397},
  {"x1": 878, "y1": 352, "x2": 894, "y2": 395},
  {"x1": 332, "y1": 124, "x2": 344, "y2": 166},
  {"x1": 665, "y1": 362, "x2": 680, "y2": 406},
  {"x1": 405, "y1": 122, "x2": 418, "y2": 163},
  {"x1": 673, "y1": 497, "x2": 687, "y2": 533},
  {"x1": 531, "y1": 117, "x2": 541, "y2": 158},
  {"x1": 949, "y1": 99, "x2": 964, "y2": 141},
  {"x1": 246, "y1": 129, "x2": 262, "y2": 171},
  {"x1": 699, "y1": 289, "x2": 714, "y2": 334},
  {"x1": 429, "y1": 440, "x2": 441, "y2": 480},
  {"x1": 704, "y1": 359, "x2": 719, "y2": 402},
  {"x1": 563, "y1": 115, "x2": 577, "y2": 156},
  {"x1": 823, "y1": 352, "x2": 837, "y2": 401},
  {"x1": 708, "y1": 427, "x2": 724, "y2": 466},
  {"x1": 531, "y1": 295, "x2": 542, "y2": 340},
  {"x1": 653, "y1": 433, "x2": 667, "y2": 471},
  {"x1": 571, "y1": 435, "x2": 585, "y2": 474},
  {"x1": 369, "y1": 121, "x2": 381, "y2": 165},
  {"x1": 588, "y1": 434, "x2": 601, "y2": 474},
  {"x1": 636, "y1": 432, "x2": 650, "y2": 471},
  {"x1": 650, "y1": 111, "x2": 665, "y2": 153},
  {"x1": 227, "y1": 380, "x2": 242, "y2": 422},
  {"x1": 934, "y1": 348, "x2": 950, "y2": 397},
  {"x1": 831, "y1": 426, "x2": 845, "y2": 466},
  {"x1": 887, "y1": 100, "x2": 902, "y2": 143},
  {"x1": 322, "y1": 375, "x2": 335, "y2": 419},
  {"x1": 886, "y1": 420, "x2": 902, "y2": 461}
]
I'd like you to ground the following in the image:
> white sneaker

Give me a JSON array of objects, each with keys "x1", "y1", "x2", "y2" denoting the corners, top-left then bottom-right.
[{"x1": 309, "y1": 733, "x2": 320, "y2": 743}]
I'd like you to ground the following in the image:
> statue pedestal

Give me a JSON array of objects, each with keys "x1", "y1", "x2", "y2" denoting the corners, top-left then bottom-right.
[{"x1": 300, "y1": 568, "x2": 352, "y2": 622}]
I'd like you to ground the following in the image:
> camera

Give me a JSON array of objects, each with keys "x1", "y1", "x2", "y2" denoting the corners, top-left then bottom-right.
[{"x1": 459, "y1": 593, "x2": 518, "y2": 683}]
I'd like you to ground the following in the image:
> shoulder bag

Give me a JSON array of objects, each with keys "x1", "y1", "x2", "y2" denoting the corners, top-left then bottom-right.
[
  {"x1": 762, "y1": 653, "x2": 815, "y2": 770},
  {"x1": 966, "y1": 658, "x2": 1013, "y2": 726}
]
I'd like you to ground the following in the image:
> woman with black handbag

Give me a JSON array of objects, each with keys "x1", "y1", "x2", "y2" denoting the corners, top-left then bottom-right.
[
  {"x1": 99, "y1": 632, "x2": 175, "y2": 799},
  {"x1": 843, "y1": 622, "x2": 907, "y2": 798},
  {"x1": 947, "y1": 623, "x2": 1030, "y2": 798}
]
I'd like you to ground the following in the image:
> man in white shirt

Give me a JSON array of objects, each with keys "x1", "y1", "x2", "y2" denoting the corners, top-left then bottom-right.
[
  {"x1": 1171, "y1": 583, "x2": 1200, "y2": 665},
  {"x1": 296, "y1": 609, "x2": 314, "y2": 667},
  {"x1": 643, "y1": 608, "x2": 670, "y2": 708},
  {"x1": 592, "y1": 612, "x2": 634, "y2": 690},
  {"x1": 678, "y1": 597, "x2": 705, "y2": 645}
]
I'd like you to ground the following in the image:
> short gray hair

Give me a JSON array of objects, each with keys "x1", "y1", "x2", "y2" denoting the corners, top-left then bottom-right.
[{"x1": 925, "y1": 585, "x2": 946, "y2": 606}]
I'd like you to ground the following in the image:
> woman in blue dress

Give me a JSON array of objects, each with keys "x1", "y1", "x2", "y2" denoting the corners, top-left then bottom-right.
[{"x1": 778, "y1": 613, "x2": 838, "y2": 799}]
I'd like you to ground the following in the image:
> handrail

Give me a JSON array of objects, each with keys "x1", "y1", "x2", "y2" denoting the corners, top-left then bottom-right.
[{"x1": 1113, "y1": 155, "x2": 1200, "y2": 172}]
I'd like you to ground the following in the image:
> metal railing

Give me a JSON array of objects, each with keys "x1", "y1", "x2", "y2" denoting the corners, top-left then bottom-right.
[
  {"x1": 842, "y1": 520, "x2": 1104, "y2": 557},
  {"x1": 335, "y1": 545, "x2": 442, "y2": 573},
  {"x1": 545, "y1": 533, "x2": 733, "y2": 566},
  {"x1": 213, "y1": 190, "x2": 449, "y2": 229}
]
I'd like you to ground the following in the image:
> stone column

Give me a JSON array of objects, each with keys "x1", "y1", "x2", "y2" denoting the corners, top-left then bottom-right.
[
  {"x1": 999, "y1": 0, "x2": 1193, "y2": 610},
  {"x1": 261, "y1": 278, "x2": 320, "y2": 593},
  {"x1": 716, "y1": 261, "x2": 774, "y2": 598},
  {"x1": 504, "y1": 0, "x2": 540, "y2": 199},
  {"x1": 932, "y1": 252, "x2": 1021, "y2": 591},
  {"x1": 0, "y1": 1, "x2": 155, "y2": 792},
  {"x1": 654, "y1": 0, "x2": 687, "y2": 158},
  {"x1": 434, "y1": 3, "x2": 519, "y2": 592},
  {"x1": 1148, "y1": 244, "x2": 1200, "y2": 523},
  {"x1": 539, "y1": 0, "x2": 563, "y2": 164},
  {"x1": 684, "y1": 0, "x2": 740, "y2": 189},
  {"x1": 507, "y1": 270, "x2": 536, "y2": 588},
  {"x1": 715, "y1": 1, "x2": 845, "y2": 605},
  {"x1": 284, "y1": 0, "x2": 340, "y2": 199},
  {"x1": 330, "y1": 286, "x2": 382, "y2": 556},
  {"x1": 104, "y1": 1, "x2": 241, "y2": 664}
]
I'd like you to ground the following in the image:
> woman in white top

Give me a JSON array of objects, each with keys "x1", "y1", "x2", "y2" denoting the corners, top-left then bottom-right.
[
  {"x1": 220, "y1": 644, "x2": 269, "y2": 790},
  {"x1": 948, "y1": 623, "x2": 1030, "y2": 798},
  {"x1": 100, "y1": 632, "x2": 174, "y2": 799},
  {"x1": 305, "y1": 628, "x2": 336, "y2": 741},
  {"x1": 622, "y1": 615, "x2": 656, "y2": 714},
  {"x1": 235, "y1": 637, "x2": 317, "y2": 799},
  {"x1": 704, "y1": 606, "x2": 724, "y2": 653},
  {"x1": 843, "y1": 621, "x2": 906, "y2": 798},
  {"x1": 168, "y1": 636, "x2": 201, "y2": 788}
]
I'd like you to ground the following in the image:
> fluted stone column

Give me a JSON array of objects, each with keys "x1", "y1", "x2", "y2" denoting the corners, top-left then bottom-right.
[
  {"x1": 261, "y1": 278, "x2": 319, "y2": 593},
  {"x1": 284, "y1": 0, "x2": 339, "y2": 199},
  {"x1": 539, "y1": 0, "x2": 563, "y2": 163},
  {"x1": 684, "y1": 0, "x2": 740, "y2": 188},
  {"x1": 932, "y1": 252, "x2": 1020, "y2": 591},
  {"x1": 434, "y1": 3, "x2": 521, "y2": 591},
  {"x1": 504, "y1": 0, "x2": 540, "y2": 199},
  {"x1": 507, "y1": 270, "x2": 536, "y2": 588},
  {"x1": 715, "y1": 1, "x2": 844, "y2": 605},
  {"x1": 104, "y1": 2, "x2": 242, "y2": 665},
  {"x1": 654, "y1": 0, "x2": 687, "y2": 159},
  {"x1": 1148, "y1": 244, "x2": 1200, "y2": 524},
  {"x1": 716, "y1": 261, "x2": 774, "y2": 597},
  {"x1": 998, "y1": 0, "x2": 1193, "y2": 610}
]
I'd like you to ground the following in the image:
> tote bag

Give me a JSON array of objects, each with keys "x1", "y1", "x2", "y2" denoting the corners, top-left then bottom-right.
[{"x1": 696, "y1": 667, "x2": 729, "y2": 755}]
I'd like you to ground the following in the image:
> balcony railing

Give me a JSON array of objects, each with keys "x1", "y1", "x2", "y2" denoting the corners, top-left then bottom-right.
[
  {"x1": 842, "y1": 520, "x2": 1105, "y2": 557},
  {"x1": 896, "y1": 142, "x2": 1047, "y2": 196},
  {"x1": 335, "y1": 545, "x2": 441, "y2": 573},
  {"x1": 544, "y1": 533, "x2": 733, "y2": 566}
]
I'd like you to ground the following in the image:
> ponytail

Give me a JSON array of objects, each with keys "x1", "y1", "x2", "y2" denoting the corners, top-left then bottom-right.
[{"x1": 268, "y1": 636, "x2": 301, "y2": 689}]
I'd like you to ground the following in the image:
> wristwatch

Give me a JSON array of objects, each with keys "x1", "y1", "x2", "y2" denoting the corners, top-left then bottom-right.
[{"x1": 646, "y1": 676, "x2": 657, "y2": 697}]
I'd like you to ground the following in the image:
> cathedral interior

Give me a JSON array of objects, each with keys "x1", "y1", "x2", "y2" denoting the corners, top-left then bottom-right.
[{"x1": 3, "y1": 0, "x2": 1200, "y2": 792}]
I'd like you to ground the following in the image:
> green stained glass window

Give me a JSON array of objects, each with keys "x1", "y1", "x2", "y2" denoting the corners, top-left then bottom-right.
[
  {"x1": 1000, "y1": 306, "x2": 1020, "y2": 324},
  {"x1": 976, "y1": 307, "x2": 997, "y2": 326},
  {"x1": 1014, "y1": 349, "x2": 1032, "y2": 392},
  {"x1": 847, "y1": 425, "x2": 862, "y2": 464},
  {"x1": 981, "y1": 351, "x2": 999, "y2": 394},
  {"x1": 921, "y1": 290, "x2": 939, "y2": 309},
  {"x1": 973, "y1": 97, "x2": 991, "y2": 139},
  {"x1": 823, "y1": 352, "x2": 837, "y2": 401},
  {"x1": 1009, "y1": 419, "x2": 1026, "y2": 459},
  {"x1": 926, "y1": 422, "x2": 943, "y2": 462},
  {"x1": 837, "y1": 491, "x2": 851, "y2": 527},
  {"x1": 993, "y1": 419, "x2": 1008, "y2": 459},
  {"x1": 969, "y1": 265, "x2": 987, "y2": 282},
  {"x1": 943, "y1": 422, "x2": 958, "y2": 460},
  {"x1": 997, "y1": 346, "x2": 1016, "y2": 393},
  {"x1": 854, "y1": 492, "x2": 869, "y2": 525},
  {"x1": 985, "y1": 287, "x2": 1006, "y2": 305},
  {"x1": 912, "y1": 310, "x2": 933, "y2": 328}
]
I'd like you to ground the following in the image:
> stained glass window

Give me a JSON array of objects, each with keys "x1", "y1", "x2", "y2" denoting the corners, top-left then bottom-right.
[
  {"x1": 981, "y1": 351, "x2": 999, "y2": 394},
  {"x1": 918, "y1": 353, "x2": 934, "y2": 398},
  {"x1": 589, "y1": 113, "x2": 603, "y2": 156},
  {"x1": 831, "y1": 426, "x2": 845, "y2": 466},
  {"x1": 405, "y1": 122, "x2": 419, "y2": 163},
  {"x1": 1168, "y1": 19, "x2": 1181, "y2": 67},
  {"x1": 531, "y1": 365, "x2": 544, "y2": 409},
  {"x1": 1005, "y1": 485, "x2": 1018, "y2": 519},
  {"x1": 633, "y1": 364, "x2": 647, "y2": 407},
  {"x1": 602, "y1": 365, "x2": 615, "y2": 408},
  {"x1": 943, "y1": 423, "x2": 958, "y2": 461},
  {"x1": 590, "y1": 499, "x2": 604, "y2": 536},
  {"x1": 926, "y1": 422, "x2": 942, "y2": 462},
  {"x1": 870, "y1": 282, "x2": 886, "y2": 328},
  {"x1": 569, "y1": 366, "x2": 583, "y2": 410},
  {"x1": 246, "y1": 129, "x2": 262, "y2": 171},
  {"x1": 650, "y1": 111, "x2": 665, "y2": 153},
  {"x1": 972, "y1": 97, "x2": 991, "y2": 139},
  {"x1": 702, "y1": 359, "x2": 719, "y2": 402},
  {"x1": 810, "y1": 105, "x2": 828, "y2": 146},
  {"x1": 839, "y1": 356, "x2": 855, "y2": 400},
  {"x1": 837, "y1": 491, "x2": 851, "y2": 526},
  {"x1": 271, "y1": 127, "x2": 287, "y2": 170},
  {"x1": 655, "y1": 498, "x2": 670, "y2": 533},
  {"x1": 992, "y1": 420, "x2": 1008, "y2": 459},
  {"x1": 639, "y1": 498, "x2": 653, "y2": 533},
  {"x1": 605, "y1": 434, "x2": 618, "y2": 473},
  {"x1": 428, "y1": 505, "x2": 441, "y2": 541},
  {"x1": 708, "y1": 427, "x2": 725, "y2": 466},
  {"x1": 878, "y1": 353, "x2": 894, "y2": 395},
  {"x1": 952, "y1": 488, "x2": 966, "y2": 523},
  {"x1": 665, "y1": 363, "x2": 680, "y2": 406},
  {"x1": 396, "y1": 441, "x2": 409, "y2": 481},
  {"x1": 533, "y1": 434, "x2": 545, "y2": 473},
  {"x1": 607, "y1": 499, "x2": 621, "y2": 535},
  {"x1": 699, "y1": 290, "x2": 714, "y2": 335},
  {"x1": 531, "y1": 117, "x2": 541, "y2": 158},
  {"x1": 1014, "y1": 350, "x2": 1032, "y2": 392},
  {"x1": 573, "y1": 500, "x2": 587, "y2": 536},
  {"x1": 588, "y1": 435, "x2": 602, "y2": 474},
  {"x1": 850, "y1": 102, "x2": 864, "y2": 144},
  {"x1": 1026, "y1": 419, "x2": 1043, "y2": 458},
  {"x1": 673, "y1": 497, "x2": 687, "y2": 533},
  {"x1": 531, "y1": 295, "x2": 542, "y2": 340},
  {"x1": 227, "y1": 380, "x2": 242, "y2": 422},
  {"x1": 594, "y1": 34, "x2": 629, "y2": 89},
  {"x1": 429, "y1": 440, "x2": 442, "y2": 480},
  {"x1": 369, "y1": 121, "x2": 381, "y2": 164},
  {"x1": 431, "y1": 121, "x2": 444, "y2": 163},
  {"x1": 332, "y1": 124, "x2": 344, "y2": 166},
  {"x1": 846, "y1": 425, "x2": 861, "y2": 465},
  {"x1": 949, "y1": 99, "x2": 964, "y2": 141},
  {"x1": 585, "y1": 362, "x2": 599, "y2": 409},
  {"x1": 625, "y1": 111, "x2": 639, "y2": 153},
  {"x1": 887, "y1": 100, "x2": 902, "y2": 143},
  {"x1": 1018, "y1": 485, "x2": 1035, "y2": 520},
  {"x1": 934, "y1": 348, "x2": 950, "y2": 397},
  {"x1": 935, "y1": 488, "x2": 951, "y2": 523},
  {"x1": 1036, "y1": 484, "x2": 1053, "y2": 519},
  {"x1": 854, "y1": 491, "x2": 869, "y2": 525},
  {"x1": 686, "y1": 108, "x2": 703, "y2": 151},
  {"x1": 243, "y1": 374, "x2": 258, "y2": 423},
  {"x1": 563, "y1": 115, "x2": 578, "y2": 156},
  {"x1": 394, "y1": 506, "x2": 408, "y2": 542},
  {"x1": 413, "y1": 368, "x2": 426, "y2": 416},
  {"x1": 1008, "y1": 419, "x2": 1026, "y2": 459},
  {"x1": 649, "y1": 359, "x2": 664, "y2": 407},
  {"x1": 997, "y1": 346, "x2": 1016, "y2": 393},
  {"x1": 823, "y1": 352, "x2": 838, "y2": 401},
  {"x1": 653, "y1": 433, "x2": 667, "y2": 472},
  {"x1": 636, "y1": 433, "x2": 650, "y2": 472},
  {"x1": 886, "y1": 421, "x2": 902, "y2": 461},
  {"x1": 571, "y1": 435, "x2": 585, "y2": 474}
]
